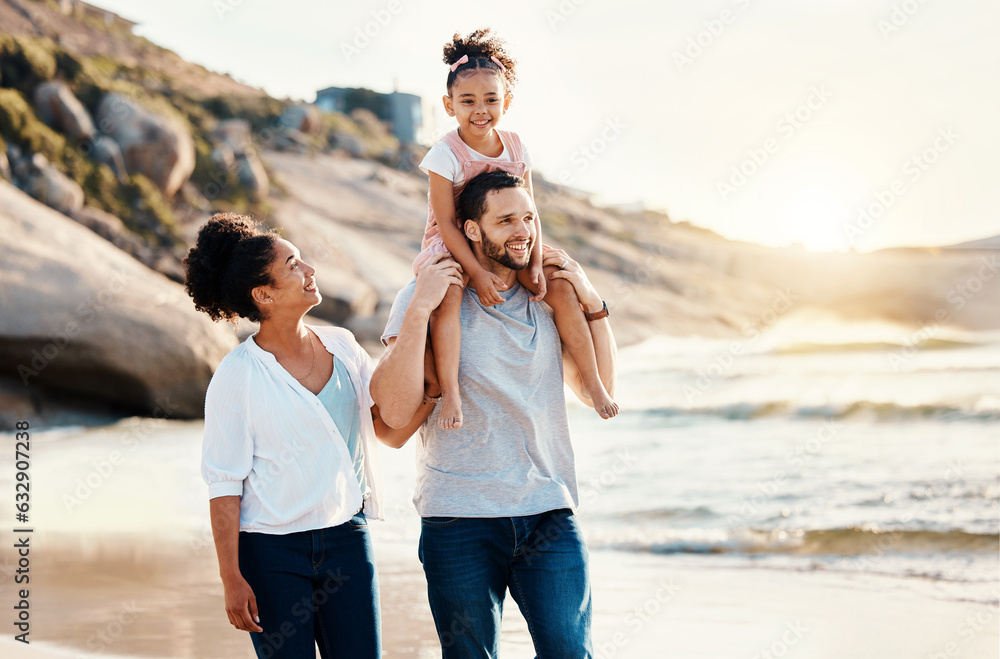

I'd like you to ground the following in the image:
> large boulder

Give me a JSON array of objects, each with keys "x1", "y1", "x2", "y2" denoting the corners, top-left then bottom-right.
[
  {"x1": 89, "y1": 134, "x2": 128, "y2": 183},
  {"x1": 279, "y1": 104, "x2": 322, "y2": 134},
  {"x1": 210, "y1": 119, "x2": 269, "y2": 201},
  {"x1": 273, "y1": 127, "x2": 311, "y2": 154},
  {"x1": 211, "y1": 118, "x2": 253, "y2": 151},
  {"x1": 96, "y1": 93, "x2": 195, "y2": 197},
  {"x1": 0, "y1": 181, "x2": 237, "y2": 421},
  {"x1": 69, "y1": 205, "x2": 157, "y2": 267},
  {"x1": 21, "y1": 153, "x2": 84, "y2": 214},
  {"x1": 33, "y1": 80, "x2": 96, "y2": 142},
  {"x1": 235, "y1": 152, "x2": 269, "y2": 201}
]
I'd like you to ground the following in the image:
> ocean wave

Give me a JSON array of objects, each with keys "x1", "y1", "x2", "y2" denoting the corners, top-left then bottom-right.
[
  {"x1": 772, "y1": 338, "x2": 987, "y2": 355},
  {"x1": 637, "y1": 400, "x2": 999, "y2": 422},
  {"x1": 592, "y1": 527, "x2": 999, "y2": 557}
]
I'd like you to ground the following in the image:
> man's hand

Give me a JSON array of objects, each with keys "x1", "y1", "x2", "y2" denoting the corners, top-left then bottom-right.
[
  {"x1": 527, "y1": 262, "x2": 547, "y2": 302},
  {"x1": 470, "y1": 269, "x2": 507, "y2": 307},
  {"x1": 223, "y1": 573, "x2": 262, "y2": 632},
  {"x1": 413, "y1": 252, "x2": 464, "y2": 314}
]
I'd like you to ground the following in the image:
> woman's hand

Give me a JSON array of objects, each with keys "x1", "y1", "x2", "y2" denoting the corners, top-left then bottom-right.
[
  {"x1": 412, "y1": 252, "x2": 464, "y2": 315},
  {"x1": 543, "y1": 247, "x2": 603, "y2": 313},
  {"x1": 223, "y1": 573, "x2": 262, "y2": 632}
]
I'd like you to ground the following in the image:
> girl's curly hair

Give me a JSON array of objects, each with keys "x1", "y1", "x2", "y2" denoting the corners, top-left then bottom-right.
[
  {"x1": 183, "y1": 212, "x2": 278, "y2": 325},
  {"x1": 443, "y1": 28, "x2": 517, "y2": 94}
]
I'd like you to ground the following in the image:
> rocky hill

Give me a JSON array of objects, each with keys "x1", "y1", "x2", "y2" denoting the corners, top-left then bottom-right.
[{"x1": 1, "y1": 0, "x2": 997, "y2": 429}]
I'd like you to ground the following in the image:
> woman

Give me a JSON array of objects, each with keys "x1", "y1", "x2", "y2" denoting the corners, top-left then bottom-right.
[{"x1": 184, "y1": 213, "x2": 451, "y2": 658}]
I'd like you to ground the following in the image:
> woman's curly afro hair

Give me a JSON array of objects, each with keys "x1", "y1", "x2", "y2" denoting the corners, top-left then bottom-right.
[
  {"x1": 443, "y1": 28, "x2": 518, "y2": 94},
  {"x1": 183, "y1": 212, "x2": 278, "y2": 325}
]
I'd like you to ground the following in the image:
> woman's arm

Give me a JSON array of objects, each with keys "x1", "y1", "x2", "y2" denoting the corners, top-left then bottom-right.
[
  {"x1": 542, "y1": 247, "x2": 618, "y2": 403},
  {"x1": 209, "y1": 496, "x2": 262, "y2": 632},
  {"x1": 372, "y1": 397, "x2": 434, "y2": 449},
  {"x1": 430, "y1": 172, "x2": 506, "y2": 306}
]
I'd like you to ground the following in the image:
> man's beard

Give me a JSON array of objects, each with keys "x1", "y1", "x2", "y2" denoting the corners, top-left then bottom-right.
[{"x1": 481, "y1": 232, "x2": 531, "y2": 270}]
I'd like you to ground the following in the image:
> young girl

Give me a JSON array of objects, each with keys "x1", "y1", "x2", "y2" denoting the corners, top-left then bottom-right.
[{"x1": 413, "y1": 29, "x2": 618, "y2": 429}]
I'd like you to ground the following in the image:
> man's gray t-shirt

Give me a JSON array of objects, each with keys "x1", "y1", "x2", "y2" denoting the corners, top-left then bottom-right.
[{"x1": 381, "y1": 279, "x2": 579, "y2": 517}]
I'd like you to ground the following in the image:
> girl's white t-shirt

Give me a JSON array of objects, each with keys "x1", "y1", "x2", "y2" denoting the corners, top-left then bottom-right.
[{"x1": 419, "y1": 137, "x2": 533, "y2": 186}]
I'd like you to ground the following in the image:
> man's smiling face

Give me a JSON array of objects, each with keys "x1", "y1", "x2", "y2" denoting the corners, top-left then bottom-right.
[{"x1": 474, "y1": 186, "x2": 535, "y2": 271}]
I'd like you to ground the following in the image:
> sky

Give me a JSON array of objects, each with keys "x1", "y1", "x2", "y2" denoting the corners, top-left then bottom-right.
[{"x1": 92, "y1": 0, "x2": 999, "y2": 252}]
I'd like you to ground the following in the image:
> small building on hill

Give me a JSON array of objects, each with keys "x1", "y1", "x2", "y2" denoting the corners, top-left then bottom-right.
[{"x1": 315, "y1": 86, "x2": 428, "y2": 145}]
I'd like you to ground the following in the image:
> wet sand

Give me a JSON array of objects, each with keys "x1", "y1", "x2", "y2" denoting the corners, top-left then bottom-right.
[
  {"x1": 0, "y1": 420, "x2": 996, "y2": 658},
  {"x1": 1, "y1": 531, "x2": 997, "y2": 658}
]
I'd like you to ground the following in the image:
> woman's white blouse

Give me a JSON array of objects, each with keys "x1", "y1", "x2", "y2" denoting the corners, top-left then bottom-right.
[{"x1": 202, "y1": 325, "x2": 384, "y2": 533}]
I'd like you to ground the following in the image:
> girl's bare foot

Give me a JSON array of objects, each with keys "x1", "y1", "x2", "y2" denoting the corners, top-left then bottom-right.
[
  {"x1": 589, "y1": 383, "x2": 619, "y2": 419},
  {"x1": 438, "y1": 391, "x2": 463, "y2": 430}
]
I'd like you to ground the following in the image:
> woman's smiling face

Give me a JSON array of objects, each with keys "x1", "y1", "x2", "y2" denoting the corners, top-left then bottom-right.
[{"x1": 254, "y1": 239, "x2": 320, "y2": 315}]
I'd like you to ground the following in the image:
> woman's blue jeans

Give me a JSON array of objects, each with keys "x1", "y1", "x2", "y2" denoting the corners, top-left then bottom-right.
[
  {"x1": 238, "y1": 511, "x2": 380, "y2": 659},
  {"x1": 419, "y1": 508, "x2": 593, "y2": 658}
]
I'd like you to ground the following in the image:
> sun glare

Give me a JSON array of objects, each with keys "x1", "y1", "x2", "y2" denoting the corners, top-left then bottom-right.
[{"x1": 779, "y1": 185, "x2": 852, "y2": 252}]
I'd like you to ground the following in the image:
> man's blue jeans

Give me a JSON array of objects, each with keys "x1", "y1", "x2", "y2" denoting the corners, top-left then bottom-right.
[
  {"x1": 418, "y1": 508, "x2": 593, "y2": 658},
  {"x1": 239, "y1": 511, "x2": 380, "y2": 658}
]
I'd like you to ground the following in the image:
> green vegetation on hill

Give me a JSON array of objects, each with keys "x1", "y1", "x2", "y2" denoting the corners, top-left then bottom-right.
[{"x1": 1, "y1": 29, "x2": 408, "y2": 236}]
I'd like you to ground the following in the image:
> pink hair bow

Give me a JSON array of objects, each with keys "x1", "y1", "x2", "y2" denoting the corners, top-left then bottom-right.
[
  {"x1": 490, "y1": 56, "x2": 507, "y2": 72},
  {"x1": 449, "y1": 55, "x2": 469, "y2": 72}
]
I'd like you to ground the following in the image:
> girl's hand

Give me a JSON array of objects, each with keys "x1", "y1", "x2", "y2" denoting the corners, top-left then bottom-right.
[
  {"x1": 527, "y1": 263, "x2": 547, "y2": 302},
  {"x1": 413, "y1": 253, "x2": 464, "y2": 315},
  {"x1": 470, "y1": 270, "x2": 507, "y2": 306},
  {"x1": 543, "y1": 247, "x2": 603, "y2": 312},
  {"x1": 223, "y1": 573, "x2": 262, "y2": 632}
]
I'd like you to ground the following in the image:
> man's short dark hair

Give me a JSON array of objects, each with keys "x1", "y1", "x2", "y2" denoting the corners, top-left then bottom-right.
[{"x1": 457, "y1": 170, "x2": 529, "y2": 223}]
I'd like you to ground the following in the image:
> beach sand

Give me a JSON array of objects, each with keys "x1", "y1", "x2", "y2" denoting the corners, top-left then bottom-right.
[
  {"x1": 0, "y1": 532, "x2": 996, "y2": 659},
  {"x1": 0, "y1": 420, "x2": 996, "y2": 658}
]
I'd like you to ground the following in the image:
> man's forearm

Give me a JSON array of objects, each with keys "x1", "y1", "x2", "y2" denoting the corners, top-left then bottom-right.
[{"x1": 370, "y1": 308, "x2": 432, "y2": 428}]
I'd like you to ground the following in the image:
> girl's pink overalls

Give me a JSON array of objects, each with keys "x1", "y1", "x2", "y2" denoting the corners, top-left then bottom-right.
[{"x1": 412, "y1": 129, "x2": 527, "y2": 275}]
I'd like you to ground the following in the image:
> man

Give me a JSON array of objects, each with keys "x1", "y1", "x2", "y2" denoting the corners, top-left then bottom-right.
[{"x1": 371, "y1": 170, "x2": 617, "y2": 658}]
